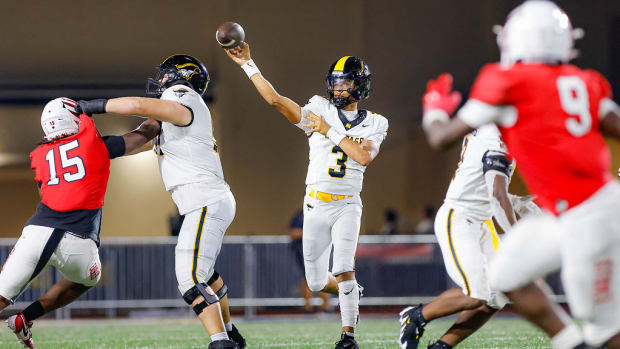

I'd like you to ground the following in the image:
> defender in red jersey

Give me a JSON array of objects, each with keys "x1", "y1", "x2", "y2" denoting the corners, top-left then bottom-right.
[
  {"x1": 406, "y1": 1, "x2": 620, "y2": 349},
  {"x1": 0, "y1": 98, "x2": 159, "y2": 348}
]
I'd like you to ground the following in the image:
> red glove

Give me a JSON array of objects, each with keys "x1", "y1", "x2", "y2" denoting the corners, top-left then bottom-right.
[{"x1": 422, "y1": 73, "x2": 462, "y2": 115}]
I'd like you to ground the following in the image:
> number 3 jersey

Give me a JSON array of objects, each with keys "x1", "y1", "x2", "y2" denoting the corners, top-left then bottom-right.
[
  {"x1": 156, "y1": 84, "x2": 230, "y2": 215},
  {"x1": 299, "y1": 95, "x2": 388, "y2": 195},
  {"x1": 457, "y1": 63, "x2": 617, "y2": 215},
  {"x1": 27, "y1": 114, "x2": 125, "y2": 244}
]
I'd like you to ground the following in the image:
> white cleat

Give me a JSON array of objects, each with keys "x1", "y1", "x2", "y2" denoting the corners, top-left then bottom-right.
[{"x1": 6, "y1": 313, "x2": 34, "y2": 348}]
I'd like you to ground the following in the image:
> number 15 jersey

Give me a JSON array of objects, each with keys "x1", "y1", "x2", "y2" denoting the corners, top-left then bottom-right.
[
  {"x1": 30, "y1": 114, "x2": 113, "y2": 212},
  {"x1": 300, "y1": 95, "x2": 388, "y2": 195}
]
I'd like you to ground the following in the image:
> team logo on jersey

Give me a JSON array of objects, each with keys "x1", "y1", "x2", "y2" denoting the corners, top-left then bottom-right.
[{"x1": 173, "y1": 88, "x2": 189, "y2": 98}]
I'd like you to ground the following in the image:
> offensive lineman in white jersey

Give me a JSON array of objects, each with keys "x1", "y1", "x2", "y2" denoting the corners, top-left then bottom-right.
[
  {"x1": 224, "y1": 44, "x2": 388, "y2": 348},
  {"x1": 76, "y1": 54, "x2": 244, "y2": 349},
  {"x1": 400, "y1": 124, "x2": 516, "y2": 349}
]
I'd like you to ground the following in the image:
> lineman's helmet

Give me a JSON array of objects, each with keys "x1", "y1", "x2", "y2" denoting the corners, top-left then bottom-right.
[
  {"x1": 40, "y1": 98, "x2": 81, "y2": 141},
  {"x1": 146, "y1": 54, "x2": 210, "y2": 97}
]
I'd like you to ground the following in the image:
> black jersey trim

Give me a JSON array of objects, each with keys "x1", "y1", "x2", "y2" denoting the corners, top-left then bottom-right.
[
  {"x1": 337, "y1": 109, "x2": 367, "y2": 130},
  {"x1": 178, "y1": 105, "x2": 195, "y2": 127}
]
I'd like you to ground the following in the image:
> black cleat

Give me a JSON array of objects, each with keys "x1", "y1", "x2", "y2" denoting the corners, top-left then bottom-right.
[
  {"x1": 335, "y1": 333, "x2": 359, "y2": 349},
  {"x1": 227, "y1": 324, "x2": 246, "y2": 349},
  {"x1": 208, "y1": 339, "x2": 239, "y2": 349},
  {"x1": 399, "y1": 305, "x2": 427, "y2": 349}
]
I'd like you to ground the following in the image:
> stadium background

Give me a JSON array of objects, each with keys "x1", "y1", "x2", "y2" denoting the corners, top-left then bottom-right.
[
  {"x1": 0, "y1": 0, "x2": 618, "y2": 238},
  {"x1": 0, "y1": 1, "x2": 619, "y2": 347}
]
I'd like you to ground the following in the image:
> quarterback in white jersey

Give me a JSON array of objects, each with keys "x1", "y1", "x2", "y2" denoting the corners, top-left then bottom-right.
[
  {"x1": 77, "y1": 54, "x2": 244, "y2": 349},
  {"x1": 225, "y1": 44, "x2": 387, "y2": 348}
]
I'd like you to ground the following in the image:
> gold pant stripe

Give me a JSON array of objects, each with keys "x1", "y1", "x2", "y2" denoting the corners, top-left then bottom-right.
[
  {"x1": 484, "y1": 219, "x2": 500, "y2": 251},
  {"x1": 192, "y1": 206, "x2": 208, "y2": 285},
  {"x1": 447, "y1": 208, "x2": 471, "y2": 296}
]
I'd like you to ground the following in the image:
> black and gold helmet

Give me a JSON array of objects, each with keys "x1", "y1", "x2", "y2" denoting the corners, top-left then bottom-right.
[
  {"x1": 325, "y1": 56, "x2": 371, "y2": 108},
  {"x1": 146, "y1": 54, "x2": 210, "y2": 97}
]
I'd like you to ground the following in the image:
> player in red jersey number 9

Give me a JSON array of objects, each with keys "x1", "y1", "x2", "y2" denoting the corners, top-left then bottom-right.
[{"x1": 401, "y1": 1, "x2": 620, "y2": 349}]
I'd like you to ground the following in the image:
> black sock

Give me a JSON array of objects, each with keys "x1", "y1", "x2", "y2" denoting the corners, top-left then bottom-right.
[
  {"x1": 414, "y1": 305, "x2": 428, "y2": 326},
  {"x1": 434, "y1": 339, "x2": 453, "y2": 349},
  {"x1": 22, "y1": 301, "x2": 45, "y2": 322}
]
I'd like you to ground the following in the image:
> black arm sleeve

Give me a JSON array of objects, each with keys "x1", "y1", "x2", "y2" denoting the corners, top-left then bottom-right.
[
  {"x1": 482, "y1": 150, "x2": 513, "y2": 177},
  {"x1": 102, "y1": 135, "x2": 126, "y2": 159}
]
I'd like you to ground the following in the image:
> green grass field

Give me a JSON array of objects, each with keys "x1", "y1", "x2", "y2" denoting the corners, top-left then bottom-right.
[{"x1": 0, "y1": 316, "x2": 552, "y2": 348}]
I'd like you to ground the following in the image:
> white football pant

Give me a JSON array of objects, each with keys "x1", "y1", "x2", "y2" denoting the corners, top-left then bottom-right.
[
  {"x1": 175, "y1": 191, "x2": 235, "y2": 295},
  {"x1": 0, "y1": 225, "x2": 101, "y2": 301},
  {"x1": 302, "y1": 192, "x2": 362, "y2": 292},
  {"x1": 435, "y1": 203, "x2": 507, "y2": 309},
  {"x1": 490, "y1": 181, "x2": 620, "y2": 346}
]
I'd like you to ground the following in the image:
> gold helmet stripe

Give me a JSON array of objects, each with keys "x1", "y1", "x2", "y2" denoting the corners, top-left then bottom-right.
[{"x1": 334, "y1": 56, "x2": 351, "y2": 71}]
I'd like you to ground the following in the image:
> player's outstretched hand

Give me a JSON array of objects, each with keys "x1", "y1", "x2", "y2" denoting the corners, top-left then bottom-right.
[
  {"x1": 422, "y1": 73, "x2": 461, "y2": 115},
  {"x1": 303, "y1": 111, "x2": 330, "y2": 136},
  {"x1": 76, "y1": 99, "x2": 108, "y2": 117},
  {"x1": 224, "y1": 43, "x2": 251, "y2": 66}
]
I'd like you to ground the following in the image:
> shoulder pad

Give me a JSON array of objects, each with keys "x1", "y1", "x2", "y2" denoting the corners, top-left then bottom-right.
[
  {"x1": 369, "y1": 112, "x2": 388, "y2": 131},
  {"x1": 161, "y1": 84, "x2": 196, "y2": 101},
  {"x1": 307, "y1": 95, "x2": 329, "y2": 107},
  {"x1": 482, "y1": 149, "x2": 512, "y2": 177}
]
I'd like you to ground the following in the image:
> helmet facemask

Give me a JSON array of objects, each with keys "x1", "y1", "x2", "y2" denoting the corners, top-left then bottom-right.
[
  {"x1": 327, "y1": 75, "x2": 357, "y2": 109},
  {"x1": 146, "y1": 68, "x2": 184, "y2": 98}
]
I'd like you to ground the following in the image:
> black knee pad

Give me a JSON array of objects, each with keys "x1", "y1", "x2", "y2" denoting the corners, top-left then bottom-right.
[
  {"x1": 182, "y1": 283, "x2": 220, "y2": 315},
  {"x1": 207, "y1": 270, "x2": 228, "y2": 300},
  {"x1": 206, "y1": 270, "x2": 221, "y2": 285}
]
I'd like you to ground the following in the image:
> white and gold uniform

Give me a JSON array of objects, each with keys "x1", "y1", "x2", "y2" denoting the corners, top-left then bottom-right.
[
  {"x1": 297, "y1": 95, "x2": 388, "y2": 291},
  {"x1": 434, "y1": 124, "x2": 512, "y2": 309},
  {"x1": 156, "y1": 84, "x2": 235, "y2": 295}
]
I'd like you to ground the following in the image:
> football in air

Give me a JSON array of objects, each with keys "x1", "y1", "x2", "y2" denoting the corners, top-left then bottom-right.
[{"x1": 216, "y1": 22, "x2": 245, "y2": 48}]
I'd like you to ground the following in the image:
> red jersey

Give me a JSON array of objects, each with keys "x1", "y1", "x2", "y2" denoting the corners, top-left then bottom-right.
[
  {"x1": 466, "y1": 63, "x2": 613, "y2": 215},
  {"x1": 30, "y1": 114, "x2": 111, "y2": 211}
]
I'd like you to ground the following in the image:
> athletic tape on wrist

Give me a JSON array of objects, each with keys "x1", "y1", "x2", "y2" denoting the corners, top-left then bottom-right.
[
  {"x1": 327, "y1": 128, "x2": 346, "y2": 145},
  {"x1": 241, "y1": 60, "x2": 260, "y2": 79}
]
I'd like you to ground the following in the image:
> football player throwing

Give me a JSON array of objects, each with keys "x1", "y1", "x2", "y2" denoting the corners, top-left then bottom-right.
[{"x1": 224, "y1": 44, "x2": 388, "y2": 348}]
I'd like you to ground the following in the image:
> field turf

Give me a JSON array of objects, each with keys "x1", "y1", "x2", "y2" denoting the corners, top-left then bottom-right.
[{"x1": 0, "y1": 316, "x2": 552, "y2": 348}]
